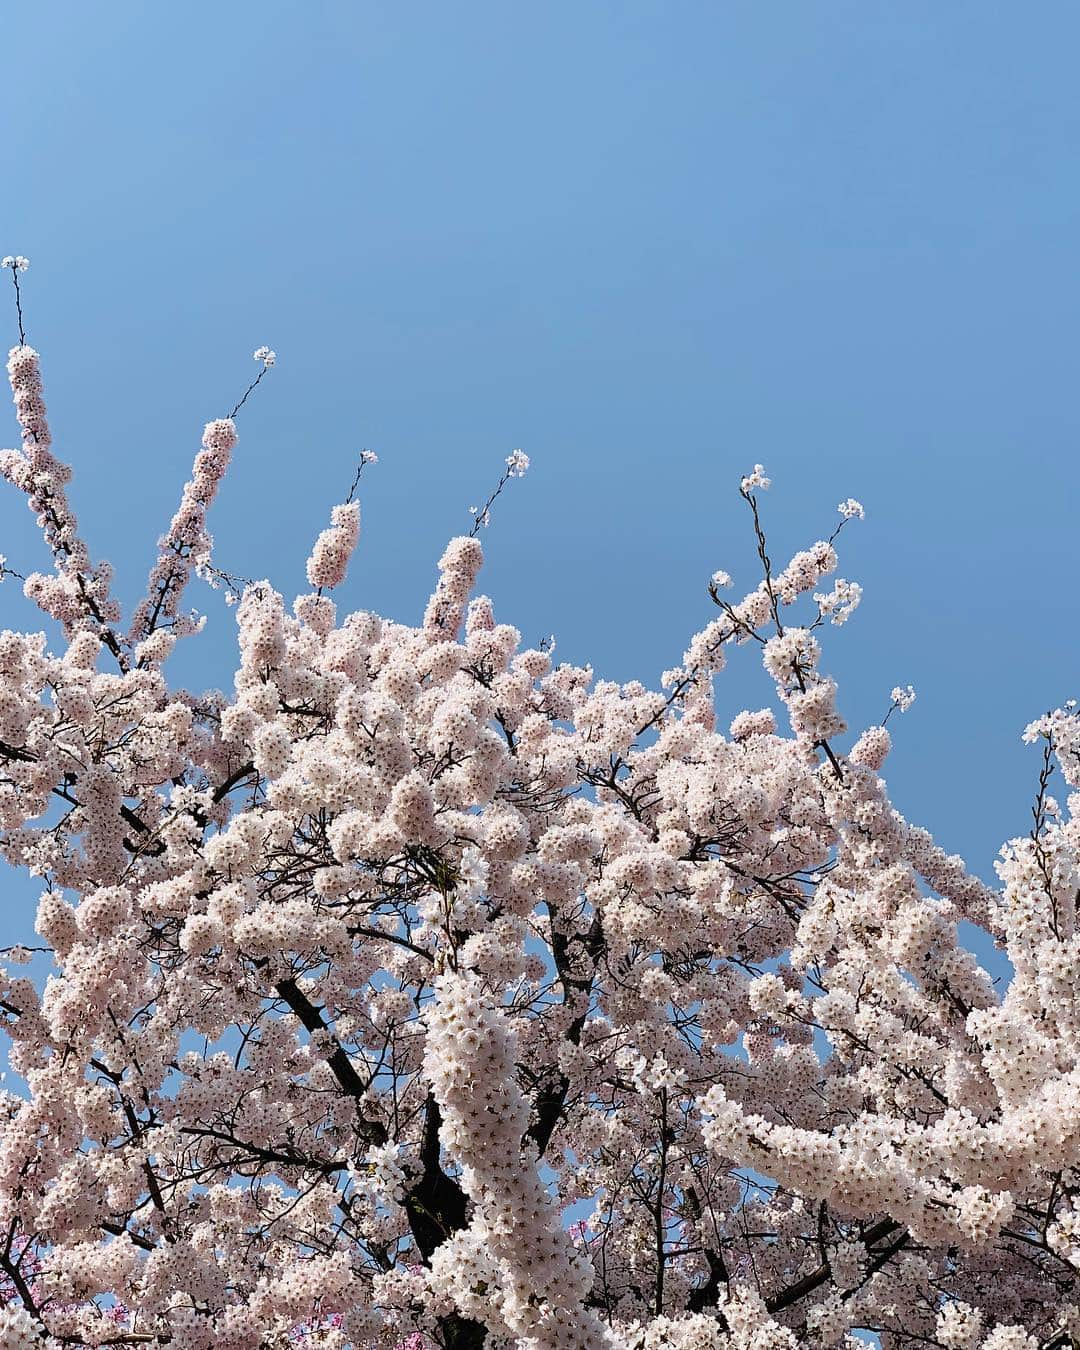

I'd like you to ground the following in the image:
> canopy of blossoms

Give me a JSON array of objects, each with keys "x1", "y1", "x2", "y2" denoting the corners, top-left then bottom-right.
[{"x1": 0, "y1": 259, "x2": 1076, "y2": 1350}]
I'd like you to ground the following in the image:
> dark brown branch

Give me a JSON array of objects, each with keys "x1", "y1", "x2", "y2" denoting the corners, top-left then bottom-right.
[{"x1": 765, "y1": 1217, "x2": 901, "y2": 1314}]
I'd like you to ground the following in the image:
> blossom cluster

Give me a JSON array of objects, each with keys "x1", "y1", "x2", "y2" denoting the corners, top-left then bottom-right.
[{"x1": 306, "y1": 499, "x2": 361, "y2": 590}]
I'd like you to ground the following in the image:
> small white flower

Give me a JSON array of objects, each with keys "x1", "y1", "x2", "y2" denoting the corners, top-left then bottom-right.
[
  {"x1": 2, "y1": 256, "x2": 29, "y2": 272},
  {"x1": 360, "y1": 450, "x2": 379, "y2": 465},
  {"x1": 740, "y1": 463, "x2": 771, "y2": 492},
  {"x1": 505, "y1": 448, "x2": 529, "y2": 477},
  {"x1": 711, "y1": 569, "x2": 733, "y2": 589},
  {"x1": 252, "y1": 345, "x2": 276, "y2": 367},
  {"x1": 837, "y1": 497, "x2": 865, "y2": 520}
]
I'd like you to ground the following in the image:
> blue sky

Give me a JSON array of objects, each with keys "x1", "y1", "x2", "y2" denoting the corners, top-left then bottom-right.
[{"x1": 1, "y1": 2, "x2": 1078, "y2": 955}]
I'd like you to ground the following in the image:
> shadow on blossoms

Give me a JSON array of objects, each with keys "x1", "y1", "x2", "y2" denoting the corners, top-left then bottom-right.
[{"x1": 0, "y1": 259, "x2": 1076, "y2": 1350}]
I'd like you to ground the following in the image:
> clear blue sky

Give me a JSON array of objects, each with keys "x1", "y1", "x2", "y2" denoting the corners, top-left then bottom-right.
[{"x1": 2, "y1": 2, "x2": 1078, "y2": 953}]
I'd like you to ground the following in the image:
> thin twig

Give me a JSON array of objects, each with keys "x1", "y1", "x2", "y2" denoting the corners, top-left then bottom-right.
[
  {"x1": 10, "y1": 268, "x2": 25, "y2": 346},
  {"x1": 228, "y1": 362, "x2": 269, "y2": 419}
]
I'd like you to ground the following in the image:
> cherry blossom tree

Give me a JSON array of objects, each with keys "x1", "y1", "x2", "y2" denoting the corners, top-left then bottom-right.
[{"x1": 0, "y1": 258, "x2": 1076, "y2": 1350}]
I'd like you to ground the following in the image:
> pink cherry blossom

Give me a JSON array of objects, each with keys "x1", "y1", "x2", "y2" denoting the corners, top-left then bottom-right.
[{"x1": 0, "y1": 302, "x2": 1073, "y2": 1350}]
